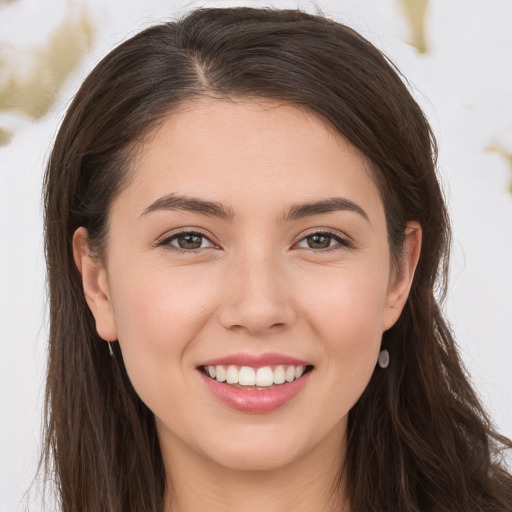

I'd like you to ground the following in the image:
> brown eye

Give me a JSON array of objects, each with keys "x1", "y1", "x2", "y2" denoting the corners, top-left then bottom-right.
[
  {"x1": 176, "y1": 233, "x2": 203, "y2": 249},
  {"x1": 296, "y1": 231, "x2": 349, "y2": 251},
  {"x1": 306, "y1": 234, "x2": 332, "y2": 249},
  {"x1": 158, "y1": 231, "x2": 215, "y2": 251}
]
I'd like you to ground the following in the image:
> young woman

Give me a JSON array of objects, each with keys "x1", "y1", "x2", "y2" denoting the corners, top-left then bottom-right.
[{"x1": 41, "y1": 7, "x2": 512, "y2": 511}]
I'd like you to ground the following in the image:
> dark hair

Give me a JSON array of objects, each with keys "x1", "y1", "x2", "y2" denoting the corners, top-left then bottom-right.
[{"x1": 42, "y1": 7, "x2": 512, "y2": 511}]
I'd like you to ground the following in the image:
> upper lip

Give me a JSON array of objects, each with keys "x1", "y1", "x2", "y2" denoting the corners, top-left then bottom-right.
[{"x1": 199, "y1": 352, "x2": 311, "y2": 368}]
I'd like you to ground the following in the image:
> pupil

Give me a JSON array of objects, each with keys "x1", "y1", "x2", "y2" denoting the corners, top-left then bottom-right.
[
  {"x1": 308, "y1": 234, "x2": 330, "y2": 249},
  {"x1": 178, "y1": 234, "x2": 202, "y2": 249}
]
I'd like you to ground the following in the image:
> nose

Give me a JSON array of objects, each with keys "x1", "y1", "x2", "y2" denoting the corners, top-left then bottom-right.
[{"x1": 218, "y1": 250, "x2": 297, "y2": 335}]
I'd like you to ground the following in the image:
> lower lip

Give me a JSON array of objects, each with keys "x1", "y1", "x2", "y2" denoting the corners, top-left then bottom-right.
[{"x1": 199, "y1": 370, "x2": 312, "y2": 413}]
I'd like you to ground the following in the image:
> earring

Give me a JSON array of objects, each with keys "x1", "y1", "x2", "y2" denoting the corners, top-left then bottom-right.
[
  {"x1": 377, "y1": 349, "x2": 389, "y2": 369},
  {"x1": 108, "y1": 342, "x2": 114, "y2": 357}
]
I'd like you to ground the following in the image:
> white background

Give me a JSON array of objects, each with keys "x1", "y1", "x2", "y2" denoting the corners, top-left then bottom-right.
[{"x1": 1, "y1": 0, "x2": 511, "y2": 510}]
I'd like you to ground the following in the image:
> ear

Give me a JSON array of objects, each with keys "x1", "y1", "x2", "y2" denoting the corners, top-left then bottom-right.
[
  {"x1": 382, "y1": 221, "x2": 422, "y2": 331},
  {"x1": 73, "y1": 227, "x2": 118, "y2": 342}
]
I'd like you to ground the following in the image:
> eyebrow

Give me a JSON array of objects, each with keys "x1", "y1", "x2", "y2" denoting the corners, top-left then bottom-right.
[
  {"x1": 283, "y1": 197, "x2": 369, "y2": 223},
  {"x1": 140, "y1": 193, "x2": 235, "y2": 220},
  {"x1": 140, "y1": 193, "x2": 369, "y2": 223}
]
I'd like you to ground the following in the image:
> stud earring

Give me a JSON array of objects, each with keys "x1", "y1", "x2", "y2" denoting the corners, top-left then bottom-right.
[{"x1": 377, "y1": 349, "x2": 389, "y2": 369}]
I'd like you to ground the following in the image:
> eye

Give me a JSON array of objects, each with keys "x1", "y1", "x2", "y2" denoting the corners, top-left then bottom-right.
[
  {"x1": 158, "y1": 231, "x2": 216, "y2": 251},
  {"x1": 295, "y1": 231, "x2": 350, "y2": 250}
]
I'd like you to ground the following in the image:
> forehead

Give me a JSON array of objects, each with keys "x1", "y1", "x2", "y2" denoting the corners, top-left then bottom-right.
[{"x1": 117, "y1": 98, "x2": 384, "y2": 221}]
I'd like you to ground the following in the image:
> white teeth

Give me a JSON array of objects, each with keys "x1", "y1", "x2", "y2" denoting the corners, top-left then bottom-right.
[
  {"x1": 205, "y1": 364, "x2": 308, "y2": 387},
  {"x1": 215, "y1": 365, "x2": 226, "y2": 383},
  {"x1": 226, "y1": 365, "x2": 239, "y2": 384},
  {"x1": 238, "y1": 366, "x2": 256, "y2": 386},
  {"x1": 256, "y1": 366, "x2": 274, "y2": 387},
  {"x1": 273, "y1": 365, "x2": 286, "y2": 384}
]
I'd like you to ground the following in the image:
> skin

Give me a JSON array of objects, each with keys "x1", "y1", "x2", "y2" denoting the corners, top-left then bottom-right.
[{"x1": 74, "y1": 99, "x2": 421, "y2": 512}]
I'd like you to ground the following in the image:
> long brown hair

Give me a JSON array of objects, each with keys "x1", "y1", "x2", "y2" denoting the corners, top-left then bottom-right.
[{"x1": 42, "y1": 7, "x2": 512, "y2": 511}]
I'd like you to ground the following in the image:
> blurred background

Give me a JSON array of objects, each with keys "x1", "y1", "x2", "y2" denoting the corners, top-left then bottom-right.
[{"x1": 1, "y1": 0, "x2": 511, "y2": 510}]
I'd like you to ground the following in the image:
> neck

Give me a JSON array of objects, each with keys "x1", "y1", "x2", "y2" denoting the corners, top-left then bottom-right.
[{"x1": 160, "y1": 424, "x2": 350, "y2": 512}]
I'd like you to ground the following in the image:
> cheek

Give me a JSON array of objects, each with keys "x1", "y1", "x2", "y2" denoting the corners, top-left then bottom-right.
[
  {"x1": 112, "y1": 261, "x2": 217, "y2": 339},
  {"x1": 299, "y1": 259, "x2": 390, "y2": 337},
  {"x1": 298, "y1": 262, "x2": 388, "y2": 403},
  {"x1": 108, "y1": 264, "x2": 219, "y2": 398}
]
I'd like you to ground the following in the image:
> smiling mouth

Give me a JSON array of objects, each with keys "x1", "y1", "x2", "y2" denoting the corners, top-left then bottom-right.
[{"x1": 200, "y1": 364, "x2": 314, "y2": 390}]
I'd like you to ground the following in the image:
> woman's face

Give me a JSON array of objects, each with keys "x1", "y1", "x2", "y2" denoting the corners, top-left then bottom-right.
[{"x1": 75, "y1": 99, "x2": 420, "y2": 472}]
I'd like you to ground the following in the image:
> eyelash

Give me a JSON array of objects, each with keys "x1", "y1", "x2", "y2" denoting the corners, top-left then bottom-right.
[
  {"x1": 156, "y1": 230, "x2": 216, "y2": 254},
  {"x1": 156, "y1": 229, "x2": 352, "y2": 254},
  {"x1": 295, "y1": 229, "x2": 352, "y2": 251}
]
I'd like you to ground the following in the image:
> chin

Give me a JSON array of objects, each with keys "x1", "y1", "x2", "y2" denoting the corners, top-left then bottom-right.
[
  {"x1": 210, "y1": 446, "x2": 302, "y2": 473},
  {"x1": 199, "y1": 428, "x2": 309, "y2": 472}
]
